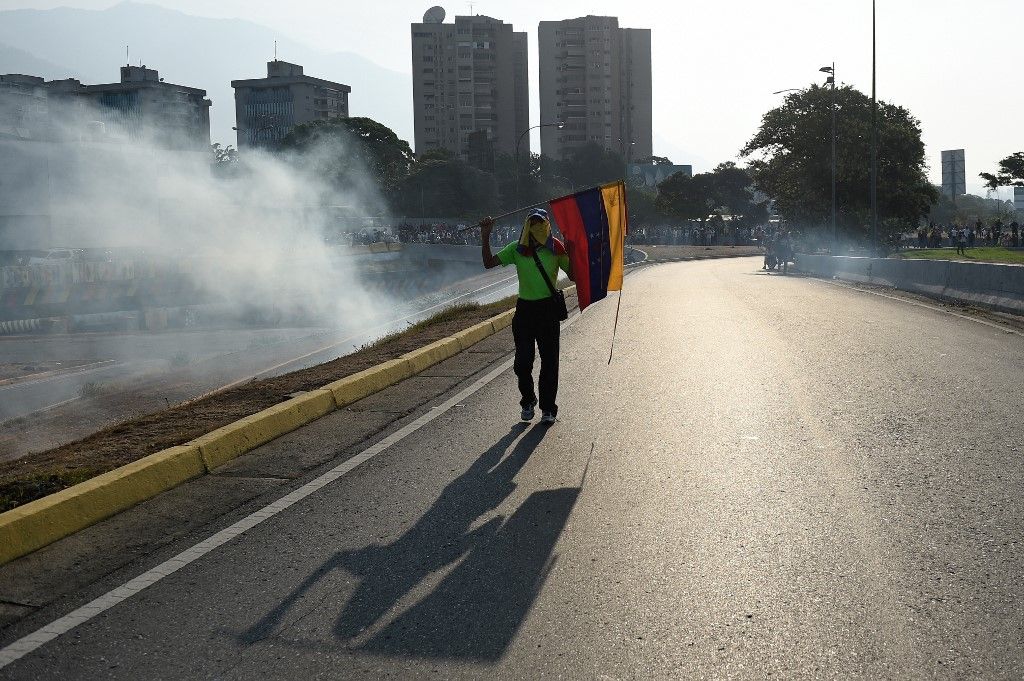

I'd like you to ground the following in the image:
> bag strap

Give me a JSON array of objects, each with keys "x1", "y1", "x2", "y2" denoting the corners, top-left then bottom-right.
[{"x1": 530, "y1": 247, "x2": 559, "y2": 297}]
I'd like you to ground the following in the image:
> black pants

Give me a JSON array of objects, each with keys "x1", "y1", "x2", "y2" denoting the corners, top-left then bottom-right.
[{"x1": 512, "y1": 298, "x2": 560, "y2": 415}]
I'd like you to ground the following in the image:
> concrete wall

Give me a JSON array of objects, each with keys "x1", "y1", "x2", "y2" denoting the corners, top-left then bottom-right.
[{"x1": 798, "y1": 255, "x2": 1024, "y2": 315}]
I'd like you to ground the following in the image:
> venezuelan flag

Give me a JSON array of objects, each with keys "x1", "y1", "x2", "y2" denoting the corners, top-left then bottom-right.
[{"x1": 549, "y1": 180, "x2": 627, "y2": 312}]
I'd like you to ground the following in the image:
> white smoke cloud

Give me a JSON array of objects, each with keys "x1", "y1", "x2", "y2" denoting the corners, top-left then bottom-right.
[{"x1": 14, "y1": 97, "x2": 391, "y2": 327}]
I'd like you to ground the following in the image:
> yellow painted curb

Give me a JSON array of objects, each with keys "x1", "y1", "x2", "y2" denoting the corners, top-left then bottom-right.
[
  {"x1": 453, "y1": 319, "x2": 496, "y2": 351},
  {"x1": 0, "y1": 302, "x2": 521, "y2": 566},
  {"x1": 401, "y1": 336, "x2": 462, "y2": 374},
  {"x1": 194, "y1": 388, "x2": 336, "y2": 471},
  {"x1": 490, "y1": 309, "x2": 515, "y2": 331},
  {"x1": 0, "y1": 445, "x2": 205, "y2": 565},
  {"x1": 324, "y1": 358, "x2": 414, "y2": 408}
]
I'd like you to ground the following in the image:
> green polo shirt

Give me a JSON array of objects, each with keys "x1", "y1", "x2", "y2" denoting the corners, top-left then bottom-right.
[{"x1": 497, "y1": 241, "x2": 571, "y2": 301}]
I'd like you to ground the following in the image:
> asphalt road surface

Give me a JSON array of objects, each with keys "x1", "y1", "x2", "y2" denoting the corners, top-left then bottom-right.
[{"x1": 2, "y1": 257, "x2": 1023, "y2": 678}]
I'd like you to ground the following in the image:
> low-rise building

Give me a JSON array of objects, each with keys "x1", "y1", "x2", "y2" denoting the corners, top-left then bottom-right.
[{"x1": 231, "y1": 61, "x2": 351, "y2": 150}]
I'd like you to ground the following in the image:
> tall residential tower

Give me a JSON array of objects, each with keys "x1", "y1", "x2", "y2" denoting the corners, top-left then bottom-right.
[
  {"x1": 538, "y1": 16, "x2": 652, "y2": 163},
  {"x1": 411, "y1": 8, "x2": 529, "y2": 167}
]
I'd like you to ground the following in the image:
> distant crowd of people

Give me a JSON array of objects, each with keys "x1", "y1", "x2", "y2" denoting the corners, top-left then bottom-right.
[
  {"x1": 332, "y1": 222, "x2": 522, "y2": 248},
  {"x1": 334, "y1": 220, "x2": 823, "y2": 255},
  {"x1": 913, "y1": 220, "x2": 1021, "y2": 250},
  {"x1": 628, "y1": 224, "x2": 759, "y2": 247}
]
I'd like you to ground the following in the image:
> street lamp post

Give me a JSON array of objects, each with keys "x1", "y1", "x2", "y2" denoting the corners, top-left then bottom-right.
[
  {"x1": 870, "y1": 0, "x2": 879, "y2": 253},
  {"x1": 515, "y1": 122, "x2": 563, "y2": 206},
  {"x1": 820, "y1": 64, "x2": 837, "y2": 252}
]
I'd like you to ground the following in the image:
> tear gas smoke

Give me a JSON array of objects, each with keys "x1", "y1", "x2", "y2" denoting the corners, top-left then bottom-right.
[{"x1": 13, "y1": 100, "x2": 391, "y2": 328}]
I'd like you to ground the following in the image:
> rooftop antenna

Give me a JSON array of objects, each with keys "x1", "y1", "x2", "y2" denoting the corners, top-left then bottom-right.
[
  {"x1": 468, "y1": 1, "x2": 475, "y2": 15},
  {"x1": 274, "y1": 40, "x2": 278, "y2": 61},
  {"x1": 125, "y1": 45, "x2": 129, "y2": 65}
]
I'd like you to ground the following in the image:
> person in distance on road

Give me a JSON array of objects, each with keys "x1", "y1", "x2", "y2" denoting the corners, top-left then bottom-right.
[{"x1": 479, "y1": 210, "x2": 572, "y2": 424}]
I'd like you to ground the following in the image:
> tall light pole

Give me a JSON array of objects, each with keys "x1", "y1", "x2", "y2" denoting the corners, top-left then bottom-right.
[
  {"x1": 515, "y1": 122, "x2": 563, "y2": 206},
  {"x1": 870, "y1": 0, "x2": 879, "y2": 252},
  {"x1": 820, "y1": 64, "x2": 837, "y2": 252}
]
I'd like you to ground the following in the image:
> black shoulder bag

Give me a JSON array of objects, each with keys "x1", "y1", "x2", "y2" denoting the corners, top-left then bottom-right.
[{"x1": 531, "y1": 248, "x2": 569, "y2": 321}]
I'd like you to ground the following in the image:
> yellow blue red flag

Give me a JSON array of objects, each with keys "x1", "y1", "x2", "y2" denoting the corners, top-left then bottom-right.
[{"x1": 549, "y1": 180, "x2": 627, "y2": 311}]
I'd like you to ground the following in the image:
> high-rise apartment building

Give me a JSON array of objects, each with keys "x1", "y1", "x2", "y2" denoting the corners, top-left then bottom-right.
[
  {"x1": 538, "y1": 16, "x2": 652, "y2": 163},
  {"x1": 232, "y1": 61, "x2": 351, "y2": 150},
  {"x1": 411, "y1": 10, "x2": 529, "y2": 166}
]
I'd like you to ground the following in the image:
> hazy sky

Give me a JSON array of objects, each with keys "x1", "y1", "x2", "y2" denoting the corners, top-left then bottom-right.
[{"x1": 3, "y1": 0, "x2": 1020, "y2": 196}]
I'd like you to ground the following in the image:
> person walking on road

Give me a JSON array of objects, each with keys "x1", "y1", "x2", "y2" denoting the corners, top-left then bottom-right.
[{"x1": 480, "y1": 210, "x2": 573, "y2": 424}]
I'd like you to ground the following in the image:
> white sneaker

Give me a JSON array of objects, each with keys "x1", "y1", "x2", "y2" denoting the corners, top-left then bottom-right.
[
  {"x1": 540, "y1": 411, "x2": 557, "y2": 424},
  {"x1": 521, "y1": 400, "x2": 537, "y2": 421}
]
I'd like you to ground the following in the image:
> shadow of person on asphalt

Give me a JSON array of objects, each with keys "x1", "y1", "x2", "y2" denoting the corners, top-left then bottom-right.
[
  {"x1": 358, "y1": 485, "x2": 580, "y2": 661},
  {"x1": 241, "y1": 421, "x2": 577, "y2": 659}
]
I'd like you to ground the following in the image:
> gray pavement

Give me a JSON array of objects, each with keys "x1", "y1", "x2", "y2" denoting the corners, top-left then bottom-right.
[{"x1": 2, "y1": 256, "x2": 1023, "y2": 679}]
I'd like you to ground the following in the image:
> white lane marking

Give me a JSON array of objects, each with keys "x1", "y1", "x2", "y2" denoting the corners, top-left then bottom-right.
[
  {"x1": 816, "y1": 278, "x2": 1024, "y2": 338},
  {"x1": 0, "y1": 310, "x2": 583, "y2": 670}
]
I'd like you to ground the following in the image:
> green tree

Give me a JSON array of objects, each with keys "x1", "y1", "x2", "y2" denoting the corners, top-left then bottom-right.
[
  {"x1": 209, "y1": 142, "x2": 239, "y2": 178},
  {"x1": 277, "y1": 116, "x2": 414, "y2": 198},
  {"x1": 655, "y1": 164, "x2": 766, "y2": 229},
  {"x1": 554, "y1": 142, "x2": 626, "y2": 189},
  {"x1": 706, "y1": 162, "x2": 769, "y2": 229},
  {"x1": 928, "y1": 189, "x2": 1015, "y2": 224},
  {"x1": 741, "y1": 84, "x2": 936, "y2": 241},
  {"x1": 655, "y1": 171, "x2": 715, "y2": 225},
  {"x1": 210, "y1": 142, "x2": 238, "y2": 165},
  {"x1": 396, "y1": 150, "x2": 498, "y2": 218},
  {"x1": 980, "y1": 152, "x2": 1024, "y2": 189}
]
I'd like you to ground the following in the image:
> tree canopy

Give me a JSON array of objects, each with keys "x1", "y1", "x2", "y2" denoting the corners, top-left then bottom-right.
[
  {"x1": 741, "y1": 84, "x2": 936, "y2": 240},
  {"x1": 395, "y1": 149, "x2": 498, "y2": 218},
  {"x1": 278, "y1": 116, "x2": 415, "y2": 197},
  {"x1": 980, "y1": 152, "x2": 1024, "y2": 189},
  {"x1": 655, "y1": 163, "x2": 767, "y2": 227},
  {"x1": 553, "y1": 142, "x2": 627, "y2": 190}
]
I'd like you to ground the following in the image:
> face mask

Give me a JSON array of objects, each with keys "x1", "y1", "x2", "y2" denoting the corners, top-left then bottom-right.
[{"x1": 517, "y1": 217, "x2": 552, "y2": 254}]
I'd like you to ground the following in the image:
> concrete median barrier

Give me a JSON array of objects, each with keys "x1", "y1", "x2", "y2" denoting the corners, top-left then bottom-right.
[
  {"x1": 401, "y1": 336, "x2": 463, "y2": 374},
  {"x1": 324, "y1": 359, "x2": 415, "y2": 408},
  {"x1": 453, "y1": 319, "x2": 497, "y2": 350},
  {"x1": 193, "y1": 388, "x2": 337, "y2": 471},
  {"x1": 797, "y1": 254, "x2": 1024, "y2": 315},
  {"x1": 0, "y1": 445, "x2": 206, "y2": 566}
]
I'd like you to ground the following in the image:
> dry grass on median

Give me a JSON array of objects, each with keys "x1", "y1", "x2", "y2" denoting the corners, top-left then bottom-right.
[{"x1": 0, "y1": 296, "x2": 522, "y2": 513}]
